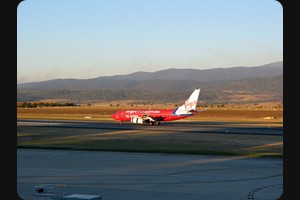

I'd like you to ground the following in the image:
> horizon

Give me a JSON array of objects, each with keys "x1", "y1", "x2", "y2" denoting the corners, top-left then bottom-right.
[{"x1": 17, "y1": 60, "x2": 282, "y2": 84}]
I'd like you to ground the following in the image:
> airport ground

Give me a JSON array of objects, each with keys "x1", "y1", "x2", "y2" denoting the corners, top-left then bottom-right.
[
  {"x1": 18, "y1": 149, "x2": 283, "y2": 200},
  {"x1": 17, "y1": 106, "x2": 283, "y2": 199},
  {"x1": 17, "y1": 105, "x2": 283, "y2": 123},
  {"x1": 17, "y1": 119, "x2": 282, "y2": 157}
]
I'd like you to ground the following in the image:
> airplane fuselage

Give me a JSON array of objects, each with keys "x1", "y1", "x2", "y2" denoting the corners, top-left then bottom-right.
[{"x1": 112, "y1": 108, "x2": 197, "y2": 123}]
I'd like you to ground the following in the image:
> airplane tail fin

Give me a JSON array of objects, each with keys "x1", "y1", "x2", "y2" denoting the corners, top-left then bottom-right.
[{"x1": 174, "y1": 89, "x2": 201, "y2": 115}]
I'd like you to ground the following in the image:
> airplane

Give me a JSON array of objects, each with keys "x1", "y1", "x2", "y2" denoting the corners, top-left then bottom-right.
[{"x1": 112, "y1": 88, "x2": 202, "y2": 125}]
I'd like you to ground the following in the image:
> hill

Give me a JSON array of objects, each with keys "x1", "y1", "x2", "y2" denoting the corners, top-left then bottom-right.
[{"x1": 17, "y1": 61, "x2": 283, "y2": 105}]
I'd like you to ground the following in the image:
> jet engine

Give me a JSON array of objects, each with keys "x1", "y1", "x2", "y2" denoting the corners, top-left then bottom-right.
[{"x1": 131, "y1": 117, "x2": 144, "y2": 124}]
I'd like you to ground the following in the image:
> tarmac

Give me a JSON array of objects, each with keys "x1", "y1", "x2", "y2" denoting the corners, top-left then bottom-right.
[{"x1": 17, "y1": 148, "x2": 283, "y2": 200}]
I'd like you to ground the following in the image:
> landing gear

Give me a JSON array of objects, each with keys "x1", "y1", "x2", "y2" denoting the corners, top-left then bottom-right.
[
  {"x1": 119, "y1": 121, "x2": 123, "y2": 124},
  {"x1": 149, "y1": 121, "x2": 160, "y2": 126}
]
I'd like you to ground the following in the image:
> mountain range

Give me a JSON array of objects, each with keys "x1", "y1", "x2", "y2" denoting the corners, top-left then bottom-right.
[{"x1": 17, "y1": 61, "x2": 283, "y2": 105}]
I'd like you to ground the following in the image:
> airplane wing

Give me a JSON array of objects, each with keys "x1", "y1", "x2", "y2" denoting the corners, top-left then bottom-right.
[
  {"x1": 142, "y1": 114, "x2": 165, "y2": 122},
  {"x1": 139, "y1": 114, "x2": 164, "y2": 125}
]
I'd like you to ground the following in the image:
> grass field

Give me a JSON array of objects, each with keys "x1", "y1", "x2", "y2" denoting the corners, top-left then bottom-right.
[
  {"x1": 17, "y1": 106, "x2": 283, "y2": 122},
  {"x1": 17, "y1": 106, "x2": 283, "y2": 158}
]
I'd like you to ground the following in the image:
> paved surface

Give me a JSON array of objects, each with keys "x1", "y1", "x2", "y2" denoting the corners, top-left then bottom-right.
[
  {"x1": 17, "y1": 119, "x2": 283, "y2": 136},
  {"x1": 17, "y1": 149, "x2": 283, "y2": 200}
]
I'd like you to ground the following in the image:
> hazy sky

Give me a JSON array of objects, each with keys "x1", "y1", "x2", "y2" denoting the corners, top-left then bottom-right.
[{"x1": 17, "y1": 0, "x2": 283, "y2": 83}]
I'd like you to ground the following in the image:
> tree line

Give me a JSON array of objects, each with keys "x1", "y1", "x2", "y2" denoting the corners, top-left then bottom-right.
[{"x1": 17, "y1": 102, "x2": 77, "y2": 108}]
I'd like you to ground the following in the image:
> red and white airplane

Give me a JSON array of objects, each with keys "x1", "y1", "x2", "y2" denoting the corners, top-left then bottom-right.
[{"x1": 112, "y1": 89, "x2": 201, "y2": 125}]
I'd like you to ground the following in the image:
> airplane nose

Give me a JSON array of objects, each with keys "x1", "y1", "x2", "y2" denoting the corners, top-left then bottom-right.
[{"x1": 112, "y1": 113, "x2": 118, "y2": 119}]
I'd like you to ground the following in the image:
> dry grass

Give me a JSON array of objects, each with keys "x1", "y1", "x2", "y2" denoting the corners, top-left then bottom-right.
[{"x1": 17, "y1": 126, "x2": 282, "y2": 157}]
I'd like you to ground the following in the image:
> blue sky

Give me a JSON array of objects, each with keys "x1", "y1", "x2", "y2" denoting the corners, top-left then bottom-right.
[{"x1": 17, "y1": 0, "x2": 283, "y2": 83}]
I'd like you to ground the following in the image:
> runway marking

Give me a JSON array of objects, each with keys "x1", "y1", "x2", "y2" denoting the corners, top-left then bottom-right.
[
  {"x1": 18, "y1": 174, "x2": 283, "y2": 185},
  {"x1": 241, "y1": 141, "x2": 283, "y2": 151},
  {"x1": 247, "y1": 183, "x2": 283, "y2": 199}
]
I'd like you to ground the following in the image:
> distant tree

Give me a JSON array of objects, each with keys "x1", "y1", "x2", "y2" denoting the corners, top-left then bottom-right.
[{"x1": 17, "y1": 101, "x2": 77, "y2": 108}]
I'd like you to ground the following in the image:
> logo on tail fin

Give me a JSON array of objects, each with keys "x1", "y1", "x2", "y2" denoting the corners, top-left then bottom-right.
[
  {"x1": 184, "y1": 99, "x2": 197, "y2": 111},
  {"x1": 173, "y1": 89, "x2": 201, "y2": 115}
]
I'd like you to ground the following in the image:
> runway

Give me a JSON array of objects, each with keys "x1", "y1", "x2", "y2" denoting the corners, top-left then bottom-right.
[
  {"x1": 17, "y1": 149, "x2": 283, "y2": 200},
  {"x1": 17, "y1": 119, "x2": 283, "y2": 199},
  {"x1": 17, "y1": 119, "x2": 283, "y2": 136}
]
